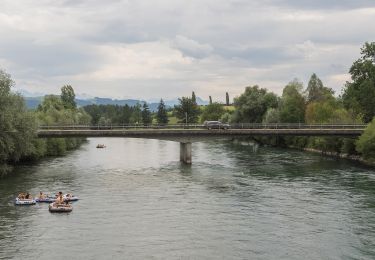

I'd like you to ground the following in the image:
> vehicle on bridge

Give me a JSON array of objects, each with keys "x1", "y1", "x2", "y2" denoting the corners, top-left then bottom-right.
[{"x1": 203, "y1": 121, "x2": 230, "y2": 130}]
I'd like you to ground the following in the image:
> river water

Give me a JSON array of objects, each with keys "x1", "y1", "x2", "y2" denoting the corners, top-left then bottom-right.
[{"x1": 0, "y1": 138, "x2": 375, "y2": 259}]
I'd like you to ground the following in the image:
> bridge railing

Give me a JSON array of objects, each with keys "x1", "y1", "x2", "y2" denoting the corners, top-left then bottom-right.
[{"x1": 38, "y1": 123, "x2": 367, "y2": 130}]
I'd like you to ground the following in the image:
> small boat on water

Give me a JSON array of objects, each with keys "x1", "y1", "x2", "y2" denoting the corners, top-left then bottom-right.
[
  {"x1": 49, "y1": 203, "x2": 73, "y2": 213},
  {"x1": 63, "y1": 194, "x2": 79, "y2": 202},
  {"x1": 96, "y1": 144, "x2": 106, "y2": 148},
  {"x1": 15, "y1": 198, "x2": 36, "y2": 205},
  {"x1": 35, "y1": 197, "x2": 56, "y2": 203}
]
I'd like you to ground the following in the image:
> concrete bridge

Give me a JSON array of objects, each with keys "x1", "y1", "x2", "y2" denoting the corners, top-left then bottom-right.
[{"x1": 37, "y1": 124, "x2": 366, "y2": 164}]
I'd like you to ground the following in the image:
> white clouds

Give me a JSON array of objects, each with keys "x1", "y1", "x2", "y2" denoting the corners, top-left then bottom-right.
[{"x1": 0, "y1": 0, "x2": 374, "y2": 101}]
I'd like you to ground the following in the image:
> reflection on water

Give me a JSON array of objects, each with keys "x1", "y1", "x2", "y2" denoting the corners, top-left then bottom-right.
[{"x1": 0, "y1": 138, "x2": 375, "y2": 259}]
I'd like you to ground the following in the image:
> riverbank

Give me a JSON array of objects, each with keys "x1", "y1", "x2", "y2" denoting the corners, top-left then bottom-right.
[{"x1": 300, "y1": 147, "x2": 375, "y2": 167}]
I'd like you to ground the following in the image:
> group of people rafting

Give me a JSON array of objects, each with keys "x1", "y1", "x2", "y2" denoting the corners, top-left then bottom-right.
[{"x1": 16, "y1": 191, "x2": 77, "y2": 212}]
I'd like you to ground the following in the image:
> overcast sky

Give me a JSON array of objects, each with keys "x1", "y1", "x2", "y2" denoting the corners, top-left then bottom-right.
[{"x1": 0, "y1": 0, "x2": 374, "y2": 101}]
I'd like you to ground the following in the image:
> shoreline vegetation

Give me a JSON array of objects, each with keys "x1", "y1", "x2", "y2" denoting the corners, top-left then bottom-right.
[{"x1": 1, "y1": 42, "x2": 375, "y2": 176}]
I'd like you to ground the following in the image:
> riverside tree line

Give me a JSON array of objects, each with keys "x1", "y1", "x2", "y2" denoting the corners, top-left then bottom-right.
[{"x1": 1, "y1": 42, "x2": 375, "y2": 175}]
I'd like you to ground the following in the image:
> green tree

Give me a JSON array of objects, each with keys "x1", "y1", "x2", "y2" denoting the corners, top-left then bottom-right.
[
  {"x1": 305, "y1": 73, "x2": 333, "y2": 103},
  {"x1": 0, "y1": 70, "x2": 37, "y2": 174},
  {"x1": 141, "y1": 102, "x2": 152, "y2": 125},
  {"x1": 156, "y1": 99, "x2": 169, "y2": 124},
  {"x1": 279, "y1": 79, "x2": 306, "y2": 123},
  {"x1": 201, "y1": 102, "x2": 225, "y2": 122},
  {"x1": 60, "y1": 85, "x2": 76, "y2": 109},
  {"x1": 130, "y1": 103, "x2": 142, "y2": 124},
  {"x1": 192, "y1": 91, "x2": 196, "y2": 104},
  {"x1": 209, "y1": 96, "x2": 212, "y2": 104},
  {"x1": 174, "y1": 97, "x2": 200, "y2": 123},
  {"x1": 356, "y1": 117, "x2": 375, "y2": 160},
  {"x1": 232, "y1": 85, "x2": 278, "y2": 123},
  {"x1": 342, "y1": 42, "x2": 375, "y2": 123},
  {"x1": 226, "y1": 92, "x2": 230, "y2": 106}
]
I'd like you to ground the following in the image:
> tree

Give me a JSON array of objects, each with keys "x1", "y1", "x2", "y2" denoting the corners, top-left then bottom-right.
[
  {"x1": 130, "y1": 103, "x2": 142, "y2": 124},
  {"x1": 356, "y1": 117, "x2": 375, "y2": 160},
  {"x1": 141, "y1": 102, "x2": 152, "y2": 125},
  {"x1": 156, "y1": 99, "x2": 169, "y2": 124},
  {"x1": 174, "y1": 97, "x2": 200, "y2": 123},
  {"x1": 0, "y1": 70, "x2": 37, "y2": 174},
  {"x1": 192, "y1": 91, "x2": 196, "y2": 104},
  {"x1": 343, "y1": 42, "x2": 375, "y2": 123},
  {"x1": 61, "y1": 85, "x2": 76, "y2": 109},
  {"x1": 279, "y1": 79, "x2": 306, "y2": 123},
  {"x1": 232, "y1": 85, "x2": 278, "y2": 123},
  {"x1": 305, "y1": 73, "x2": 334, "y2": 103},
  {"x1": 226, "y1": 92, "x2": 230, "y2": 106},
  {"x1": 209, "y1": 96, "x2": 212, "y2": 104},
  {"x1": 201, "y1": 102, "x2": 225, "y2": 122}
]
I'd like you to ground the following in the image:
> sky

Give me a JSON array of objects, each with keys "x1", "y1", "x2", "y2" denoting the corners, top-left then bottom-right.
[{"x1": 0, "y1": 0, "x2": 374, "y2": 102}]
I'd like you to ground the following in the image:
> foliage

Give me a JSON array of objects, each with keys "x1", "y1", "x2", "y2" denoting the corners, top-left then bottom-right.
[
  {"x1": 305, "y1": 73, "x2": 334, "y2": 103},
  {"x1": 84, "y1": 104, "x2": 134, "y2": 125},
  {"x1": 130, "y1": 103, "x2": 142, "y2": 124},
  {"x1": 232, "y1": 85, "x2": 278, "y2": 123},
  {"x1": 192, "y1": 91, "x2": 196, "y2": 104},
  {"x1": 174, "y1": 97, "x2": 200, "y2": 123},
  {"x1": 60, "y1": 85, "x2": 76, "y2": 109},
  {"x1": 342, "y1": 42, "x2": 375, "y2": 123},
  {"x1": 263, "y1": 108, "x2": 280, "y2": 123},
  {"x1": 141, "y1": 102, "x2": 152, "y2": 125},
  {"x1": 279, "y1": 80, "x2": 305, "y2": 123},
  {"x1": 356, "y1": 118, "x2": 375, "y2": 160},
  {"x1": 0, "y1": 70, "x2": 37, "y2": 174},
  {"x1": 200, "y1": 102, "x2": 225, "y2": 123},
  {"x1": 156, "y1": 99, "x2": 169, "y2": 124}
]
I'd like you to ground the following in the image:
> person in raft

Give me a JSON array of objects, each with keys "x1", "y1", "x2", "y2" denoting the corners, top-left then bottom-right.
[
  {"x1": 17, "y1": 193, "x2": 26, "y2": 199},
  {"x1": 55, "y1": 192, "x2": 64, "y2": 205},
  {"x1": 38, "y1": 191, "x2": 46, "y2": 199}
]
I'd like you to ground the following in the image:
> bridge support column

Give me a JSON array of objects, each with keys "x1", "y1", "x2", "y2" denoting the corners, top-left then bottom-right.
[{"x1": 180, "y1": 142, "x2": 192, "y2": 164}]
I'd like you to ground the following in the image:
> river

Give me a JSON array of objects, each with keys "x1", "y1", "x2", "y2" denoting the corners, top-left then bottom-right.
[{"x1": 0, "y1": 138, "x2": 374, "y2": 259}]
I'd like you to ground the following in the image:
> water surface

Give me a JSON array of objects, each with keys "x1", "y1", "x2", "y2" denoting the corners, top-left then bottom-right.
[{"x1": 0, "y1": 138, "x2": 375, "y2": 259}]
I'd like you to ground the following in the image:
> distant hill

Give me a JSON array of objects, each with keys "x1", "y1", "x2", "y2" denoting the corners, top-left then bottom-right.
[{"x1": 24, "y1": 96, "x2": 208, "y2": 112}]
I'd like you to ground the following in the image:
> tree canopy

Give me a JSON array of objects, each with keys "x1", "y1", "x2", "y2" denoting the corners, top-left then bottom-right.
[
  {"x1": 343, "y1": 42, "x2": 375, "y2": 123},
  {"x1": 232, "y1": 85, "x2": 278, "y2": 123},
  {"x1": 61, "y1": 85, "x2": 76, "y2": 109},
  {"x1": 156, "y1": 99, "x2": 169, "y2": 124},
  {"x1": 174, "y1": 97, "x2": 200, "y2": 123}
]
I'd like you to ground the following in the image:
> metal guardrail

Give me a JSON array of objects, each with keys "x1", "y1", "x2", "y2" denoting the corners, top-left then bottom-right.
[{"x1": 38, "y1": 123, "x2": 367, "y2": 130}]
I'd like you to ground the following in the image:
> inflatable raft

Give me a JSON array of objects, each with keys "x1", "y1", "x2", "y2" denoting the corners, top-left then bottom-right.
[
  {"x1": 49, "y1": 203, "x2": 73, "y2": 213},
  {"x1": 35, "y1": 197, "x2": 56, "y2": 203},
  {"x1": 15, "y1": 198, "x2": 36, "y2": 205},
  {"x1": 63, "y1": 194, "x2": 79, "y2": 202}
]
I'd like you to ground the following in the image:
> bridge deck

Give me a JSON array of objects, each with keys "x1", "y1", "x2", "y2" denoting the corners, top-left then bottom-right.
[{"x1": 37, "y1": 128, "x2": 364, "y2": 138}]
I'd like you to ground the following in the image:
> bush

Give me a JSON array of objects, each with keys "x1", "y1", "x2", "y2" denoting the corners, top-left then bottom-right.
[{"x1": 356, "y1": 118, "x2": 375, "y2": 160}]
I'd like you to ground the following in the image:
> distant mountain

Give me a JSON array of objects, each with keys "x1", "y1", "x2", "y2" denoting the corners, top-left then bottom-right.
[{"x1": 24, "y1": 96, "x2": 209, "y2": 111}]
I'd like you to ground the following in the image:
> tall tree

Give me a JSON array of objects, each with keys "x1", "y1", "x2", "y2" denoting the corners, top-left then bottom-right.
[
  {"x1": 174, "y1": 97, "x2": 200, "y2": 123},
  {"x1": 232, "y1": 85, "x2": 278, "y2": 123},
  {"x1": 209, "y1": 96, "x2": 212, "y2": 104},
  {"x1": 192, "y1": 91, "x2": 196, "y2": 104},
  {"x1": 156, "y1": 99, "x2": 169, "y2": 124},
  {"x1": 61, "y1": 85, "x2": 76, "y2": 109},
  {"x1": 305, "y1": 73, "x2": 333, "y2": 103},
  {"x1": 226, "y1": 92, "x2": 230, "y2": 106},
  {"x1": 0, "y1": 70, "x2": 36, "y2": 174},
  {"x1": 130, "y1": 103, "x2": 142, "y2": 124},
  {"x1": 279, "y1": 79, "x2": 306, "y2": 123},
  {"x1": 343, "y1": 42, "x2": 375, "y2": 123},
  {"x1": 141, "y1": 102, "x2": 152, "y2": 125}
]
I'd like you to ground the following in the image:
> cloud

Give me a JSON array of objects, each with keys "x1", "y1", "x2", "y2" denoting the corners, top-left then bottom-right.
[{"x1": 0, "y1": 0, "x2": 374, "y2": 101}]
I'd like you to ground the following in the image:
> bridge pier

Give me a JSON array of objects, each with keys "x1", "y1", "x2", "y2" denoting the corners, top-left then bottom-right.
[{"x1": 180, "y1": 142, "x2": 192, "y2": 164}]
